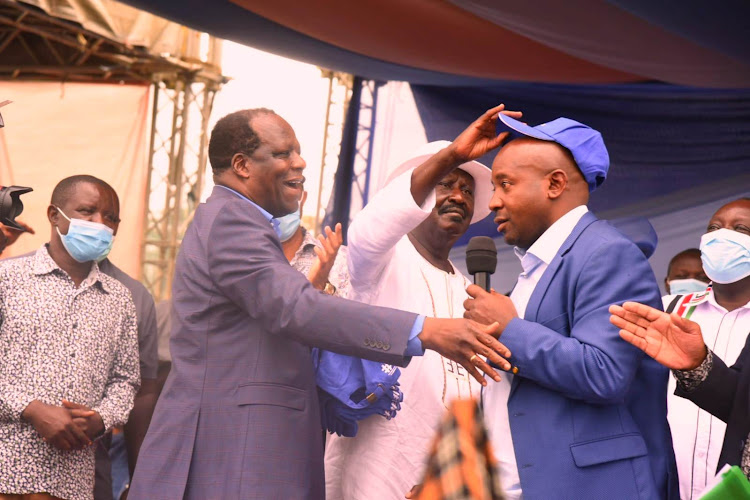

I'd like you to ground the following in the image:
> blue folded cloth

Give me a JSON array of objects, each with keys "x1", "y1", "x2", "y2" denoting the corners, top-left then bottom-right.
[{"x1": 312, "y1": 348, "x2": 404, "y2": 436}]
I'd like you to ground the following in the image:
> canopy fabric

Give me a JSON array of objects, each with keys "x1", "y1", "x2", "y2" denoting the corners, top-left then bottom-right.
[
  {"x1": 410, "y1": 82, "x2": 750, "y2": 246},
  {"x1": 120, "y1": 0, "x2": 750, "y2": 87},
  {"x1": 15, "y1": 0, "x2": 222, "y2": 70}
]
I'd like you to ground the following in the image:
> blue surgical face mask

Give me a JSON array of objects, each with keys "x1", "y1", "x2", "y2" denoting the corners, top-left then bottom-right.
[
  {"x1": 277, "y1": 209, "x2": 301, "y2": 242},
  {"x1": 668, "y1": 278, "x2": 708, "y2": 295},
  {"x1": 55, "y1": 207, "x2": 115, "y2": 263},
  {"x1": 700, "y1": 228, "x2": 750, "y2": 284}
]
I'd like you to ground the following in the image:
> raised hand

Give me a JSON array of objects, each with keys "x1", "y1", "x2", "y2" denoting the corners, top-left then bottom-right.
[
  {"x1": 22, "y1": 400, "x2": 92, "y2": 450},
  {"x1": 419, "y1": 317, "x2": 512, "y2": 386},
  {"x1": 62, "y1": 399, "x2": 104, "y2": 440},
  {"x1": 307, "y1": 223, "x2": 343, "y2": 290},
  {"x1": 609, "y1": 301, "x2": 708, "y2": 370},
  {"x1": 449, "y1": 104, "x2": 523, "y2": 163}
]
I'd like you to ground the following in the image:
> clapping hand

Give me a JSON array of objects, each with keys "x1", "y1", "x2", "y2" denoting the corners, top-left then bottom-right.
[
  {"x1": 307, "y1": 223, "x2": 343, "y2": 290},
  {"x1": 609, "y1": 302, "x2": 708, "y2": 370}
]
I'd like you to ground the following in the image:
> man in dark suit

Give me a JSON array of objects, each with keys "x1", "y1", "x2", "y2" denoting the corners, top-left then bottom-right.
[
  {"x1": 464, "y1": 115, "x2": 678, "y2": 499},
  {"x1": 129, "y1": 107, "x2": 514, "y2": 499},
  {"x1": 611, "y1": 197, "x2": 750, "y2": 481}
]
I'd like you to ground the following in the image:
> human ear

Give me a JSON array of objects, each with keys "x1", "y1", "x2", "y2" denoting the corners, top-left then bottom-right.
[
  {"x1": 547, "y1": 169, "x2": 568, "y2": 199},
  {"x1": 231, "y1": 153, "x2": 250, "y2": 179},
  {"x1": 47, "y1": 204, "x2": 59, "y2": 225}
]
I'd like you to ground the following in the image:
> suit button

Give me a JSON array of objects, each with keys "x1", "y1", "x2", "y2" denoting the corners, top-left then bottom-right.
[
  {"x1": 364, "y1": 338, "x2": 370, "y2": 346},
  {"x1": 383, "y1": 343, "x2": 390, "y2": 350},
  {"x1": 376, "y1": 341, "x2": 384, "y2": 348}
]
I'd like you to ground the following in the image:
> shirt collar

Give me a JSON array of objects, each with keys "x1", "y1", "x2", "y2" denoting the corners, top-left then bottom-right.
[
  {"x1": 215, "y1": 185, "x2": 281, "y2": 237},
  {"x1": 686, "y1": 285, "x2": 750, "y2": 312},
  {"x1": 32, "y1": 245, "x2": 111, "y2": 293},
  {"x1": 514, "y1": 205, "x2": 589, "y2": 270}
]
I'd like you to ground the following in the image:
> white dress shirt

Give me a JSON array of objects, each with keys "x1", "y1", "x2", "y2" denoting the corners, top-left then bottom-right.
[
  {"x1": 662, "y1": 289, "x2": 750, "y2": 499},
  {"x1": 324, "y1": 171, "x2": 481, "y2": 500},
  {"x1": 483, "y1": 205, "x2": 589, "y2": 500}
]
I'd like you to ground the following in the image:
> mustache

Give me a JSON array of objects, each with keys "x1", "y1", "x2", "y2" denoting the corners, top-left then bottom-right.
[{"x1": 438, "y1": 203, "x2": 466, "y2": 218}]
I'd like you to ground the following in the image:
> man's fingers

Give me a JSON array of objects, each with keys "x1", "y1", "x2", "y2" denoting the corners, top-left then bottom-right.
[
  {"x1": 51, "y1": 434, "x2": 72, "y2": 451},
  {"x1": 67, "y1": 421, "x2": 92, "y2": 446},
  {"x1": 463, "y1": 360, "x2": 489, "y2": 386},
  {"x1": 482, "y1": 103, "x2": 506, "y2": 119},
  {"x1": 334, "y1": 223, "x2": 343, "y2": 245},
  {"x1": 619, "y1": 329, "x2": 649, "y2": 353},
  {"x1": 500, "y1": 110, "x2": 523, "y2": 119},
  {"x1": 67, "y1": 408, "x2": 96, "y2": 418},
  {"x1": 478, "y1": 332, "x2": 511, "y2": 360},
  {"x1": 622, "y1": 301, "x2": 662, "y2": 322},
  {"x1": 62, "y1": 399, "x2": 88, "y2": 410},
  {"x1": 671, "y1": 313, "x2": 701, "y2": 335},
  {"x1": 610, "y1": 306, "x2": 653, "y2": 331},
  {"x1": 472, "y1": 355, "x2": 502, "y2": 383},
  {"x1": 465, "y1": 284, "x2": 486, "y2": 299},
  {"x1": 313, "y1": 246, "x2": 328, "y2": 264}
]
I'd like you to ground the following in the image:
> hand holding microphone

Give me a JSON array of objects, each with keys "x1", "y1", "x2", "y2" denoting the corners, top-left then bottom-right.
[{"x1": 463, "y1": 236, "x2": 518, "y2": 332}]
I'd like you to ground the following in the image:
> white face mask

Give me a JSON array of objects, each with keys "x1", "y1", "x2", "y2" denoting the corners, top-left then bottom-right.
[
  {"x1": 667, "y1": 278, "x2": 708, "y2": 295},
  {"x1": 700, "y1": 228, "x2": 750, "y2": 284}
]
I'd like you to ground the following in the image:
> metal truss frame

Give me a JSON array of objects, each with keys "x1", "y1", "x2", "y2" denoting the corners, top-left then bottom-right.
[
  {"x1": 348, "y1": 79, "x2": 381, "y2": 221},
  {"x1": 0, "y1": 0, "x2": 206, "y2": 83},
  {"x1": 0, "y1": 0, "x2": 226, "y2": 301},
  {"x1": 140, "y1": 75, "x2": 220, "y2": 302}
]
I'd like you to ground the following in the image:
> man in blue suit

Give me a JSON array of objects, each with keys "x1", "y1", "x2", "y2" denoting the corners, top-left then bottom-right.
[{"x1": 464, "y1": 115, "x2": 678, "y2": 499}]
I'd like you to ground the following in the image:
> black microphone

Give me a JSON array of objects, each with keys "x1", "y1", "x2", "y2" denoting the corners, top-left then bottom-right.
[{"x1": 466, "y1": 236, "x2": 497, "y2": 292}]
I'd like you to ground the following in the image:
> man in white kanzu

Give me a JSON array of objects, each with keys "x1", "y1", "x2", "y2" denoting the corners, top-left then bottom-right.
[{"x1": 324, "y1": 104, "x2": 521, "y2": 499}]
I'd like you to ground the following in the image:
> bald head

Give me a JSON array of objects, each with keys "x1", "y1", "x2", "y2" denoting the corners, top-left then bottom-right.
[
  {"x1": 489, "y1": 138, "x2": 590, "y2": 249},
  {"x1": 707, "y1": 198, "x2": 750, "y2": 234}
]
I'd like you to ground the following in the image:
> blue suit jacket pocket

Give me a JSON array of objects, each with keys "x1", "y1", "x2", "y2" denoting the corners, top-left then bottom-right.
[
  {"x1": 539, "y1": 312, "x2": 569, "y2": 334},
  {"x1": 235, "y1": 382, "x2": 307, "y2": 411},
  {"x1": 570, "y1": 433, "x2": 648, "y2": 467}
]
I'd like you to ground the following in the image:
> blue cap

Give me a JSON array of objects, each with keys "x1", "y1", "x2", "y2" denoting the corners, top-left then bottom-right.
[{"x1": 497, "y1": 115, "x2": 609, "y2": 192}]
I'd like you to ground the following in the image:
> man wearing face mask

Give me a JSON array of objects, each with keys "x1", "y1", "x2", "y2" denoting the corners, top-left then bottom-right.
[
  {"x1": 664, "y1": 248, "x2": 710, "y2": 296},
  {"x1": 279, "y1": 190, "x2": 349, "y2": 297},
  {"x1": 658, "y1": 198, "x2": 750, "y2": 499},
  {"x1": 0, "y1": 175, "x2": 140, "y2": 500},
  {"x1": 6, "y1": 177, "x2": 159, "y2": 500}
]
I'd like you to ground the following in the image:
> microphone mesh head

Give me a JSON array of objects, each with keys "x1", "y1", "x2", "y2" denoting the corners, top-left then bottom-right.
[{"x1": 466, "y1": 236, "x2": 497, "y2": 275}]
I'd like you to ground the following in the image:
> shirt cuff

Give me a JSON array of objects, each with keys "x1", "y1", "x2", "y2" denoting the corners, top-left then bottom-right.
[
  {"x1": 405, "y1": 315, "x2": 426, "y2": 357},
  {"x1": 673, "y1": 349, "x2": 713, "y2": 393}
]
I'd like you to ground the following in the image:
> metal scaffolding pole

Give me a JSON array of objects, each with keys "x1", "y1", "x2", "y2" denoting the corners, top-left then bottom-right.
[{"x1": 140, "y1": 75, "x2": 220, "y2": 302}]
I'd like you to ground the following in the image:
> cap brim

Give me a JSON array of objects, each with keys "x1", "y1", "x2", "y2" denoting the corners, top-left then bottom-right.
[{"x1": 497, "y1": 114, "x2": 554, "y2": 142}]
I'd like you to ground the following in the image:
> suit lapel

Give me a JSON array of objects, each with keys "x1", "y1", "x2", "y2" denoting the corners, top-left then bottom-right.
[{"x1": 509, "y1": 212, "x2": 599, "y2": 397}]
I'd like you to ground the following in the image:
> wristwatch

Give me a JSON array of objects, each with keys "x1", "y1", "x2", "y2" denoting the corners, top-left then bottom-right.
[{"x1": 323, "y1": 281, "x2": 337, "y2": 296}]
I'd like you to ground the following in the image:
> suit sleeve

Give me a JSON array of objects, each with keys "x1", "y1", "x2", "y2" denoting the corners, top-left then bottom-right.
[
  {"x1": 207, "y1": 199, "x2": 417, "y2": 366},
  {"x1": 500, "y1": 237, "x2": 659, "y2": 404},
  {"x1": 676, "y1": 336, "x2": 749, "y2": 423},
  {"x1": 347, "y1": 170, "x2": 435, "y2": 292}
]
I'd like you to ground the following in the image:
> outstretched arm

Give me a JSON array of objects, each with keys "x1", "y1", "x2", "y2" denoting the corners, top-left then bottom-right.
[
  {"x1": 609, "y1": 301, "x2": 708, "y2": 370},
  {"x1": 611, "y1": 301, "x2": 747, "y2": 422}
]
